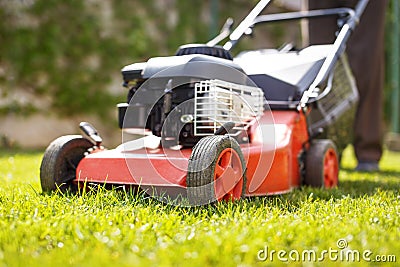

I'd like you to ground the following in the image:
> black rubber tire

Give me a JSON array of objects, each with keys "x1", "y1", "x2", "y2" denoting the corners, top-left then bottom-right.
[
  {"x1": 40, "y1": 135, "x2": 93, "y2": 193},
  {"x1": 187, "y1": 135, "x2": 246, "y2": 205},
  {"x1": 304, "y1": 139, "x2": 339, "y2": 188}
]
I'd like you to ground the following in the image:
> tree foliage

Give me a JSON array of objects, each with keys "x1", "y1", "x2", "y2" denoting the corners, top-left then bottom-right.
[{"x1": 0, "y1": 0, "x2": 213, "y2": 117}]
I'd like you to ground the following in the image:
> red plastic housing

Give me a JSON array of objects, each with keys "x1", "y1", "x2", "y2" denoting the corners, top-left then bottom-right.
[{"x1": 75, "y1": 110, "x2": 309, "y2": 196}]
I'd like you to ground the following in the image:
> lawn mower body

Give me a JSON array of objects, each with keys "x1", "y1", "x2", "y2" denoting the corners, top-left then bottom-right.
[
  {"x1": 76, "y1": 110, "x2": 307, "y2": 197},
  {"x1": 40, "y1": 0, "x2": 369, "y2": 204}
]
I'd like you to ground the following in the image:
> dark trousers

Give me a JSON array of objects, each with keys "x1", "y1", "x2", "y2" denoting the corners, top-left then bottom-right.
[{"x1": 308, "y1": 0, "x2": 387, "y2": 162}]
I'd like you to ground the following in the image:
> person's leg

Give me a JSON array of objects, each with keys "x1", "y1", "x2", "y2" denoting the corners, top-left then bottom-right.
[
  {"x1": 308, "y1": 0, "x2": 358, "y2": 43},
  {"x1": 348, "y1": 0, "x2": 387, "y2": 171},
  {"x1": 308, "y1": 0, "x2": 339, "y2": 44},
  {"x1": 308, "y1": 0, "x2": 387, "y2": 171}
]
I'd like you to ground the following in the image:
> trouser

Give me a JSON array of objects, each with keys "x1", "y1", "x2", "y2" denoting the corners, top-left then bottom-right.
[{"x1": 308, "y1": 0, "x2": 387, "y2": 162}]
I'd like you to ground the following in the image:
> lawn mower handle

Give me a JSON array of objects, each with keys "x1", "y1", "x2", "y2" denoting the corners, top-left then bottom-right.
[
  {"x1": 222, "y1": 0, "x2": 368, "y2": 51},
  {"x1": 222, "y1": 3, "x2": 367, "y2": 109},
  {"x1": 298, "y1": 0, "x2": 369, "y2": 109},
  {"x1": 207, "y1": 17, "x2": 234, "y2": 47},
  {"x1": 216, "y1": 0, "x2": 369, "y2": 111},
  {"x1": 223, "y1": 0, "x2": 273, "y2": 50}
]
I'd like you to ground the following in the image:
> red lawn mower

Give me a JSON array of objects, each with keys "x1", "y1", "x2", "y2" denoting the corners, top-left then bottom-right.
[{"x1": 40, "y1": 0, "x2": 368, "y2": 205}]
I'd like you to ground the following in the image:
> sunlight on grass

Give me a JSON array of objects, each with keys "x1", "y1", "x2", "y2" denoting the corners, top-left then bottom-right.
[
  {"x1": 0, "y1": 150, "x2": 41, "y2": 189},
  {"x1": 0, "y1": 147, "x2": 399, "y2": 266}
]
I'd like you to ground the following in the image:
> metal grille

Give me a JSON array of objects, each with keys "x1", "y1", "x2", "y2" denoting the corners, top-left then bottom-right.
[
  {"x1": 310, "y1": 55, "x2": 359, "y2": 131},
  {"x1": 194, "y1": 79, "x2": 264, "y2": 136}
]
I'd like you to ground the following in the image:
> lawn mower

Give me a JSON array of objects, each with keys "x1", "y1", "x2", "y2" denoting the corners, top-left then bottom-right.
[{"x1": 40, "y1": 0, "x2": 368, "y2": 206}]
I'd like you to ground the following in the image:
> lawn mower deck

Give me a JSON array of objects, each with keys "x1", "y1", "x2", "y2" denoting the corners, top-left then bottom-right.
[{"x1": 75, "y1": 110, "x2": 310, "y2": 197}]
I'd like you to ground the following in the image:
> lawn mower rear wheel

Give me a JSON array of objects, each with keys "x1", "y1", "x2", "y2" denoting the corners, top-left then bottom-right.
[{"x1": 305, "y1": 139, "x2": 339, "y2": 188}]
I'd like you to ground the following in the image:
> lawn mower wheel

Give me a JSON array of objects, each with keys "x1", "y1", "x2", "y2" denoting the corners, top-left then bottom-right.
[
  {"x1": 187, "y1": 135, "x2": 246, "y2": 205},
  {"x1": 305, "y1": 139, "x2": 339, "y2": 188},
  {"x1": 40, "y1": 135, "x2": 93, "y2": 193}
]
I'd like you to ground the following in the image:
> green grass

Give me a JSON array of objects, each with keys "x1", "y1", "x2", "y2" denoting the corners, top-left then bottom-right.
[{"x1": 0, "y1": 147, "x2": 399, "y2": 266}]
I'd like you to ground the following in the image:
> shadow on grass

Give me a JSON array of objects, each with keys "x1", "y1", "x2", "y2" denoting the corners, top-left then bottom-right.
[
  {"x1": 36, "y1": 180, "x2": 399, "y2": 220},
  {"x1": 238, "y1": 168, "x2": 400, "y2": 212},
  {"x1": 337, "y1": 179, "x2": 399, "y2": 196},
  {"x1": 0, "y1": 148, "x2": 43, "y2": 157},
  {"x1": 341, "y1": 167, "x2": 400, "y2": 177},
  {"x1": 33, "y1": 166, "x2": 400, "y2": 218}
]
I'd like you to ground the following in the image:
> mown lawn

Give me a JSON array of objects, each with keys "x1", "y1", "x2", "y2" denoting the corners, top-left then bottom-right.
[{"x1": 0, "y1": 147, "x2": 399, "y2": 266}]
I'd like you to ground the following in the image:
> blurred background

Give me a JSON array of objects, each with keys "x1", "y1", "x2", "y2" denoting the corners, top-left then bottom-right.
[{"x1": 0, "y1": 0, "x2": 399, "y2": 149}]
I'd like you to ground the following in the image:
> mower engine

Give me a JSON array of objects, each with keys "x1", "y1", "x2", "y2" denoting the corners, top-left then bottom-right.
[{"x1": 118, "y1": 45, "x2": 264, "y2": 147}]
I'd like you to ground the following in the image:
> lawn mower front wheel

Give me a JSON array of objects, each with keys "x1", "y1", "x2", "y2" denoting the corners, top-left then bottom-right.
[
  {"x1": 305, "y1": 139, "x2": 339, "y2": 188},
  {"x1": 187, "y1": 135, "x2": 246, "y2": 205},
  {"x1": 40, "y1": 135, "x2": 93, "y2": 193}
]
